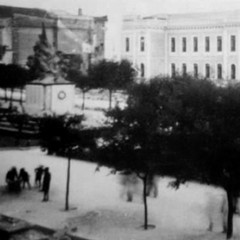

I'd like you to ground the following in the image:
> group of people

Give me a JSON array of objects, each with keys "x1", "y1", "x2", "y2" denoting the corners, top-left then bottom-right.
[
  {"x1": 5, "y1": 165, "x2": 51, "y2": 202},
  {"x1": 34, "y1": 165, "x2": 51, "y2": 201},
  {"x1": 119, "y1": 172, "x2": 158, "y2": 202},
  {"x1": 5, "y1": 167, "x2": 30, "y2": 192}
]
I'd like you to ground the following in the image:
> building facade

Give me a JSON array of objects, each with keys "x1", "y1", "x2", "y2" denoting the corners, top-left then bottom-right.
[
  {"x1": 121, "y1": 10, "x2": 240, "y2": 83},
  {"x1": 0, "y1": 5, "x2": 107, "y2": 72}
]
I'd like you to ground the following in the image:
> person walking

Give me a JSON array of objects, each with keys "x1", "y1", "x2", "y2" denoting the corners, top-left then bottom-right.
[
  {"x1": 35, "y1": 165, "x2": 44, "y2": 188},
  {"x1": 146, "y1": 174, "x2": 158, "y2": 198},
  {"x1": 42, "y1": 167, "x2": 51, "y2": 202},
  {"x1": 19, "y1": 168, "x2": 31, "y2": 189}
]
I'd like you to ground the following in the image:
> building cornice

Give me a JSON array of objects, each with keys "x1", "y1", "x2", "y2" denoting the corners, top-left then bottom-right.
[
  {"x1": 167, "y1": 22, "x2": 240, "y2": 30},
  {"x1": 124, "y1": 21, "x2": 240, "y2": 31},
  {"x1": 123, "y1": 24, "x2": 165, "y2": 31}
]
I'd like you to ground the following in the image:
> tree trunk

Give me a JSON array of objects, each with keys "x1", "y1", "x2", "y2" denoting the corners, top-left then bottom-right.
[
  {"x1": 226, "y1": 187, "x2": 234, "y2": 239},
  {"x1": 82, "y1": 90, "x2": 85, "y2": 111},
  {"x1": 20, "y1": 87, "x2": 23, "y2": 106},
  {"x1": 109, "y1": 89, "x2": 112, "y2": 110},
  {"x1": 65, "y1": 154, "x2": 71, "y2": 211},
  {"x1": 9, "y1": 88, "x2": 14, "y2": 109},
  {"x1": 142, "y1": 175, "x2": 148, "y2": 230},
  {"x1": 20, "y1": 87, "x2": 25, "y2": 113},
  {"x1": 16, "y1": 120, "x2": 23, "y2": 146},
  {"x1": 4, "y1": 88, "x2": 7, "y2": 102}
]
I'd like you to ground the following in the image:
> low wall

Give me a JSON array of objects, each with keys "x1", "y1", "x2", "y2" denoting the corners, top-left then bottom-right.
[{"x1": 0, "y1": 214, "x2": 91, "y2": 240}]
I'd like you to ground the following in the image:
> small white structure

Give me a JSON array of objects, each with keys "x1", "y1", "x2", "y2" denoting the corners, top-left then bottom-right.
[{"x1": 25, "y1": 75, "x2": 75, "y2": 115}]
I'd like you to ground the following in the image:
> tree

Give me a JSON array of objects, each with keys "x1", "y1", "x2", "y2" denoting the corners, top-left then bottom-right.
[
  {"x1": 10, "y1": 64, "x2": 30, "y2": 107},
  {"x1": 0, "y1": 64, "x2": 30, "y2": 109},
  {"x1": 0, "y1": 64, "x2": 9, "y2": 102},
  {"x1": 89, "y1": 59, "x2": 136, "y2": 109},
  {"x1": 160, "y1": 75, "x2": 240, "y2": 239},
  {"x1": 96, "y1": 78, "x2": 180, "y2": 230},
  {"x1": 38, "y1": 114, "x2": 96, "y2": 210},
  {"x1": 96, "y1": 75, "x2": 240, "y2": 238},
  {"x1": 39, "y1": 114, "x2": 85, "y2": 155},
  {"x1": 118, "y1": 59, "x2": 136, "y2": 89},
  {"x1": 39, "y1": 114, "x2": 83, "y2": 210},
  {"x1": 67, "y1": 70, "x2": 91, "y2": 110},
  {"x1": 0, "y1": 45, "x2": 7, "y2": 60},
  {"x1": 7, "y1": 112, "x2": 31, "y2": 145}
]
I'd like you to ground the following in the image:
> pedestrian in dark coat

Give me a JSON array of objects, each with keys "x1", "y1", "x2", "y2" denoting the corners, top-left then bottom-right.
[
  {"x1": 19, "y1": 168, "x2": 31, "y2": 189},
  {"x1": 42, "y1": 167, "x2": 51, "y2": 202},
  {"x1": 6, "y1": 167, "x2": 18, "y2": 183},
  {"x1": 35, "y1": 165, "x2": 44, "y2": 188},
  {"x1": 5, "y1": 167, "x2": 20, "y2": 192}
]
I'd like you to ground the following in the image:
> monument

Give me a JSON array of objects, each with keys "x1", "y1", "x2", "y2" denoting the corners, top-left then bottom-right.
[{"x1": 25, "y1": 23, "x2": 75, "y2": 116}]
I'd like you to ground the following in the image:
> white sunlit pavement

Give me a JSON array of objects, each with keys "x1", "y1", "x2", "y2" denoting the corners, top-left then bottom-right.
[{"x1": 0, "y1": 148, "x2": 240, "y2": 240}]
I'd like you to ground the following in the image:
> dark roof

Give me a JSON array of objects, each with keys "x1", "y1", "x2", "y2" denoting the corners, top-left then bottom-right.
[
  {"x1": 13, "y1": 14, "x2": 56, "y2": 28},
  {"x1": 0, "y1": 5, "x2": 52, "y2": 19},
  {"x1": 94, "y1": 16, "x2": 108, "y2": 22}
]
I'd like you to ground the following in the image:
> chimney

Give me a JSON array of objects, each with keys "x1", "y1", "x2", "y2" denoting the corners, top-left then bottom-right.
[{"x1": 78, "y1": 8, "x2": 82, "y2": 16}]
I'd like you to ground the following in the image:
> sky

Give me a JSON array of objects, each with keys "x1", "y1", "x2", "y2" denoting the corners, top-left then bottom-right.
[
  {"x1": 0, "y1": 0, "x2": 240, "y2": 58},
  {"x1": 0, "y1": 0, "x2": 240, "y2": 17}
]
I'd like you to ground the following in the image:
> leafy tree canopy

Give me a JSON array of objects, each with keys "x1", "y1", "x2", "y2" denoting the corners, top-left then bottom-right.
[
  {"x1": 96, "y1": 75, "x2": 240, "y2": 237},
  {"x1": 89, "y1": 59, "x2": 136, "y2": 109},
  {"x1": 39, "y1": 114, "x2": 96, "y2": 157},
  {"x1": 0, "y1": 64, "x2": 30, "y2": 89},
  {"x1": 97, "y1": 77, "x2": 181, "y2": 176},
  {"x1": 89, "y1": 59, "x2": 136, "y2": 90}
]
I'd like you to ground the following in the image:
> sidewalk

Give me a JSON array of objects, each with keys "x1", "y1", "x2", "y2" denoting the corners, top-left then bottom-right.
[{"x1": 0, "y1": 148, "x2": 240, "y2": 240}]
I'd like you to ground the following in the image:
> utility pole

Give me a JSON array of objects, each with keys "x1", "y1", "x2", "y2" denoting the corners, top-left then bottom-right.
[
  {"x1": 65, "y1": 146, "x2": 78, "y2": 211},
  {"x1": 65, "y1": 148, "x2": 71, "y2": 211}
]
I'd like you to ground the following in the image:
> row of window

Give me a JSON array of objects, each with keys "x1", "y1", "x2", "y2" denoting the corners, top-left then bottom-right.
[
  {"x1": 125, "y1": 35, "x2": 237, "y2": 53},
  {"x1": 171, "y1": 63, "x2": 236, "y2": 79},
  {"x1": 140, "y1": 63, "x2": 145, "y2": 77},
  {"x1": 125, "y1": 37, "x2": 145, "y2": 52},
  {"x1": 171, "y1": 35, "x2": 236, "y2": 53}
]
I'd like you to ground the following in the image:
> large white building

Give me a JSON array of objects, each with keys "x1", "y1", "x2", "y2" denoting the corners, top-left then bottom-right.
[{"x1": 121, "y1": 10, "x2": 240, "y2": 83}]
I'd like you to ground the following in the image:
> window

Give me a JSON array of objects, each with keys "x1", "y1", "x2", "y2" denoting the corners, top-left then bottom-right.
[
  {"x1": 194, "y1": 64, "x2": 198, "y2": 77},
  {"x1": 205, "y1": 64, "x2": 210, "y2": 78},
  {"x1": 193, "y1": 37, "x2": 198, "y2": 52},
  {"x1": 231, "y1": 35, "x2": 236, "y2": 52},
  {"x1": 171, "y1": 63, "x2": 176, "y2": 77},
  {"x1": 140, "y1": 63, "x2": 145, "y2": 77},
  {"x1": 205, "y1": 36, "x2": 210, "y2": 52},
  {"x1": 140, "y1": 36, "x2": 145, "y2": 52},
  {"x1": 217, "y1": 36, "x2": 222, "y2": 52},
  {"x1": 231, "y1": 64, "x2": 236, "y2": 79},
  {"x1": 171, "y1": 37, "x2": 175, "y2": 52},
  {"x1": 217, "y1": 64, "x2": 222, "y2": 79},
  {"x1": 182, "y1": 63, "x2": 187, "y2": 75},
  {"x1": 182, "y1": 37, "x2": 187, "y2": 52},
  {"x1": 126, "y1": 37, "x2": 130, "y2": 52}
]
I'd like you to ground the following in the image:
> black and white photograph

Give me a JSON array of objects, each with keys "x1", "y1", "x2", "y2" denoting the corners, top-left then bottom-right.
[{"x1": 0, "y1": 0, "x2": 240, "y2": 239}]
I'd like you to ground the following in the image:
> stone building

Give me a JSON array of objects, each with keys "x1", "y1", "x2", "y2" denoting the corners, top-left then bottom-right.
[
  {"x1": 0, "y1": 5, "x2": 107, "y2": 72},
  {"x1": 121, "y1": 10, "x2": 240, "y2": 83}
]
